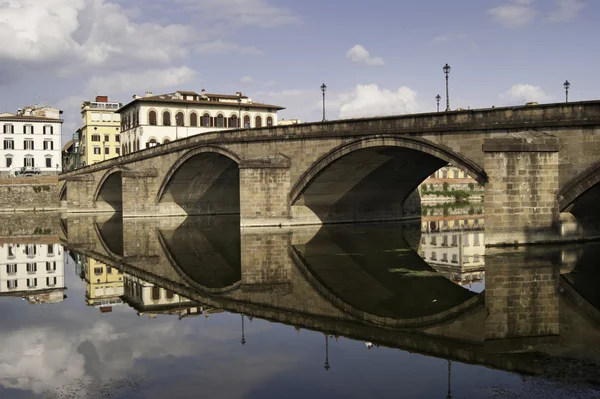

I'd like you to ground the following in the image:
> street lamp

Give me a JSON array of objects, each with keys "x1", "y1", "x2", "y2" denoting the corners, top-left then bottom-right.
[
  {"x1": 443, "y1": 63, "x2": 451, "y2": 111},
  {"x1": 446, "y1": 360, "x2": 452, "y2": 399},
  {"x1": 324, "y1": 334, "x2": 330, "y2": 371},
  {"x1": 237, "y1": 96, "x2": 242, "y2": 128},
  {"x1": 436, "y1": 94, "x2": 441, "y2": 112},
  {"x1": 564, "y1": 80, "x2": 570, "y2": 103},
  {"x1": 240, "y1": 314, "x2": 246, "y2": 345},
  {"x1": 321, "y1": 83, "x2": 327, "y2": 122}
]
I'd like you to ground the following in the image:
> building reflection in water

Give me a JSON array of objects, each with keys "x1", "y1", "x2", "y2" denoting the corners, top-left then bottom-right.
[
  {"x1": 79, "y1": 257, "x2": 124, "y2": 311},
  {"x1": 418, "y1": 205, "x2": 485, "y2": 290},
  {"x1": 0, "y1": 241, "x2": 65, "y2": 304}
]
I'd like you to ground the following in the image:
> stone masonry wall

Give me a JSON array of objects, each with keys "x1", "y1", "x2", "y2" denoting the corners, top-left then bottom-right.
[{"x1": 0, "y1": 179, "x2": 60, "y2": 212}]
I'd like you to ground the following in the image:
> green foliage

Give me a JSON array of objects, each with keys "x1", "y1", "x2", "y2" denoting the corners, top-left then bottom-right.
[
  {"x1": 421, "y1": 184, "x2": 428, "y2": 193},
  {"x1": 443, "y1": 182, "x2": 449, "y2": 192},
  {"x1": 468, "y1": 183, "x2": 475, "y2": 191}
]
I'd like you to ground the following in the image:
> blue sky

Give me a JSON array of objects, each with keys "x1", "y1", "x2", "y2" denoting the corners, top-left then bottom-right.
[{"x1": 0, "y1": 0, "x2": 597, "y2": 143}]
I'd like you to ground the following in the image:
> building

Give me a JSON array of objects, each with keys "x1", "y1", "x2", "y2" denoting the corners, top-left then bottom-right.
[
  {"x1": 0, "y1": 242, "x2": 66, "y2": 304},
  {"x1": 78, "y1": 96, "x2": 122, "y2": 166},
  {"x1": 82, "y1": 257, "x2": 124, "y2": 310},
  {"x1": 118, "y1": 90, "x2": 285, "y2": 154},
  {"x1": 0, "y1": 106, "x2": 63, "y2": 176},
  {"x1": 278, "y1": 119, "x2": 302, "y2": 126},
  {"x1": 420, "y1": 164, "x2": 482, "y2": 192}
]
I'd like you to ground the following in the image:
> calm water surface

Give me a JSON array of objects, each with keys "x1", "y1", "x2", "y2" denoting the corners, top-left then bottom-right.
[{"x1": 1, "y1": 205, "x2": 600, "y2": 398}]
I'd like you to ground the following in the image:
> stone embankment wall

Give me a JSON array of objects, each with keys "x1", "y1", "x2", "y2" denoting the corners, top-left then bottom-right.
[{"x1": 0, "y1": 176, "x2": 61, "y2": 212}]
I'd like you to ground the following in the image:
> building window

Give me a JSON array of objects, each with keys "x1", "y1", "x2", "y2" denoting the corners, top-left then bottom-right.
[
  {"x1": 23, "y1": 125, "x2": 33, "y2": 134},
  {"x1": 176, "y1": 112, "x2": 184, "y2": 126},
  {"x1": 43, "y1": 140, "x2": 54, "y2": 150},
  {"x1": 473, "y1": 254, "x2": 480, "y2": 263},
  {"x1": 452, "y1": 235, "x2": 458, "y2": 246},
  {"x1": 7, "y1": 245, "x2": 15, "y2": 258},
  {"x1": 46, "y1": 277, "x2": 57, "y2": 286},
  {"x1": 190, "y1": 113, "x2": 198, "y2": 127},
  {"x1": 104, "y1": 147, "x2": 110, "y2": 155},
  {"x1": 6, "y1": 264, "x2": 17, "y2": 274},
  {"x1": 27, "y1": 278, "x2": 37, "y2": 288},
  {"x1": 3, "y1": 124, "x2": 14, "y2": 134},
  {"x1": 43, "y1": 125, "x2": 53, "y2": 135},
  {"x1": 4, "y1": 139, "x2": 14, "y2": 150},
  {"x1": 7, "y1": 280, "x2": 17, "y2": 290},
  {"x1": 166, "y1": 290, "x2": 174, "y2": 300},
  {"x1": 163, "y1": 139, "x2": 170, "y2": 144},
  {"x1": 453, "y1": 170, "x2": 459, "y2": 178},
  {"x1": 24, "y1": 156, "x2": 34, "y2": 168},
  {"x1": 104, "y1": 134, "x2": 110, "y2": 142},
  {"x1": 255, "y1": 115, "x2": 262, "y2": 128},
  {"x1": 267, "y1": 116, "x2": 273, "y2": 126},
  {"x1": 94, "y1": 267, "x2": 103, "y2": 275},
  {"x1": 442, "y1": 253, "x2": 448, "y2": 262},
  {"x1": 451, "y1": 254, "x2": 458, "y2": 263},
  {"x1": 152, "y1": 286, "x2": 160, "y2": 300},
  {"x1": 216, "y1": 114, "x2": 224, "y2": 127},
  {"x1": 243, "y1": 115, "x2": 250, "y2": 128},
  {"x1": 115, "y1": 147, "x2": 121, "y2": 155},
  {"x1": 91, "y1": 134, "x2": 100, "y2": 142},
  {"x1": 24, "y1": 139, "x2": 34, "y2": 150},
  {"x1": 92, "y1": 147, "x2": 101, "y2": 155},
  {"x1": 45, "y1": 157, "x2": 52, "y2": 168},
  {"x1": 163, "y1": 111, "x2": 171, "y2": 126},
  {"x1": 474, "y1": 233, "x2": 480, "y2": 246},
  {"x1": 230, "y1": 115, "x2": 238, "y2": 128},
  {"x1": 107, "y1": 266, "x2": 112, "y2": 274},
  {"x1": 201, "y1": 113, "x2": 210, "y2": 127},
  {"x1": 46, "y1": 261, "x2": 56, "y2": 272},
  {"x1": 147, "y1": 139, "x2": 157, "y2": 148},
  {"x1": 27, "y1": 263, "x2": 37, "y2": 273},
  {"x1": 431, "y1": 252, "x2": 437, "y2": 261},
  {"x1": 25, "y1": 244, "x2": 36, "y2": 255},
  {"x1": 149, "y1": 110, "x2": 157, "y2": 125},
  {"x1": 115, "y1": 135, "x2": 120, "y2": 143},
  {"x1": 442, "y1": 170, "x2": 448, "y2": 178},
  {"x1": 463, "y1": 255, "x2": 470, "y2": 264}
]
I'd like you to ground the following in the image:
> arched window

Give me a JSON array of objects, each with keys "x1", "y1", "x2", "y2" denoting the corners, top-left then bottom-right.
[
  {"x1": 190, "y1": 113, "x2": 198, "y2": 127},
  {"x1": 166, "y1": 290, "x2": 174, "y2": 300},
  {"x1": 267, "y1": 116, "x2": 273, "y2": 127},
  {"x1": 151, "y1": 286, "x2": 160, "y2": 300},
  {"x1": 163, "y1": 139, "x2": 171, "y2": 144},
  {"x1": 216, "y1": 114, "x2": 224, "y2": 128},
  {"x1": 149, "y1": 111, "x2": 157, "y2": 125},
  {"x1": 255, "y1": 115, "x2": 262, "y2": 128},
  {"x1": 176, "y1": 112, "x2": 184, "y2": 126},
  {"x1": 202, "y1": 113, "x2": 210, "y2": 127},
  {"x1": 243, "y1": 115, "x2": 250, "y2": 128},
  {"x1": 146, "y1": 138, "x2": 157, "y2": 149},
  {"x1": 163, "y1": 111, "x2": 171, "y2": 126},
  {"x1": 230, "y1": 115, "x2": 238, "y2": 128}
]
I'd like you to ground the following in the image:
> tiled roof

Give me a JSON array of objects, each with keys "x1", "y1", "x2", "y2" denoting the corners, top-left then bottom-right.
[
  {"x1": 119, "y1": 94, "x2": 285, "y2": 112},
  {"x1": 0, "y1": 115, "x2": 63, "y2": 123}
]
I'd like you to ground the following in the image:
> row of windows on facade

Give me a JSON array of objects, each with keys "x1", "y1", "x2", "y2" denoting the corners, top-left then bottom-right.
[
  {"x1": 93, "y1": 266, "x2": 122, "y2": 275},
  {"x1": 421, "y1": 252, "x2": 481, "y2": 263},
  {"x1": 4, "y1": 157, "x2": 55, "y2": 169},
  {"x1": 430, "y1": 219, "x2": 481, "y2": 229},
  {"x1": 6, "y1": 244, "x2": 56, "y2": 258},
  {"x1": 2, "y1": 124, "x2": 55, "y2": 135},
  {"x1": 5, "y1": 262, "x2": 57, "y2": 274},
  {"x1": 85, "y1": 134, "x2": 120, "y2": 143},
  {"x1": 81, "y1": 146, "x2": 120, "y2": 156},
  {"x1": 121, "y1": 139, "x2": 168, "y2": 154},
  {"x1": 124, "y1": 280, "x2": 176, "y2": 301},
  {"x1": 124, "y1": 111, "x2": 274, "y2": 130},
  {"x1": 3, "y1": 139, "x2": 55, "y2": 150},
  {"x1": 6, "y1": 277, "x2": 58, "y2": 289},
  {"x1": 422, "y1": 233, "x2": 482, "y2": 246}
]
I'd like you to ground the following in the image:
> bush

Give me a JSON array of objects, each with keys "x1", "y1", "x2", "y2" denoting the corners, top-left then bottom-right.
[
  {"x1": 430, "y1": 184, "x2": 434, "y2": 191},
  {"x1": 421, "y1": 184, "x2": 428, "y2": 193},
  {"x1": 443, "y1": 182, "x2": 449, "y2": 192},
  {"x1": 468, "y1": 183, "x2": 475, "y2": 191}
]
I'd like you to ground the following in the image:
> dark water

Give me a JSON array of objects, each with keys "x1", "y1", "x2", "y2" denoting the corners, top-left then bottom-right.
[{"x1": 1, "y1": 207, "x2": 600, "y2": 398}]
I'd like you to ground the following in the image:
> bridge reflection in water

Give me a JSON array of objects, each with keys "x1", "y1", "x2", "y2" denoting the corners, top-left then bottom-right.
[{"x1": 57, "y1": 212, "x2": 600, "y2": 384}]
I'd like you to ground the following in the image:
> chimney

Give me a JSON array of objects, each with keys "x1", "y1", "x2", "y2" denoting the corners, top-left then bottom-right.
[
  {"x1": 145, "y1": 91, "x2": 153, "y2": 97},
  {"x1": 95, "y1": 95, "x2": 108, "y2": 102},
  {"x1": 236, "y1": 92, "x2": 242, "y2": 97},
  {"x1": 201, "y1": 89, "x2": 206, "y2": 94}
]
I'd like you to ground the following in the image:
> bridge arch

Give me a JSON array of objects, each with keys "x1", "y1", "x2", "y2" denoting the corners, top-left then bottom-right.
[
  {"x1": 157, "y1": 145, "x2": 242, "y2": 216},
  {"x1": 59, "y1": 183, "x2": 67, "y2": 202},
  {"x1": 94, "y1": 167, "x2": 127, "y2": 212},
  {"x1": 558, "y1": 161, "x2": 600, "y2": 232},
  {"x1": 290, "y1": 136, "x2": 486, "y2": 223}
]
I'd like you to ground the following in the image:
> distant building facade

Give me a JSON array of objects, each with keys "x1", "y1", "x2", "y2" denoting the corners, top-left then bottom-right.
[
  {"x1": 0, "y1": 106, "x2": 63, "y2": 176},
  {"x1": 420, "y1": 164, "x2": 481, "y2": 192},
  {"x1": 118, "y1": 90, "x2": 285, "y2": 154},
  {"x1": 78, "y1": 96, "x2": 122, "y2": 166},
  {"x1": 82, "y1": 258, "x2": 124, "y2": 310},
  {"x1": 0, "y1": 242, "x2": 66, "y2": 304}
]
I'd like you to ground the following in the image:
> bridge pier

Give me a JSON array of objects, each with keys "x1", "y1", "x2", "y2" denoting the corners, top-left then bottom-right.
[
  {"x1": 239, "y1": 155, "x2": 291, "y2": 228},
  {"x1": 483, "y1": 132, "x2": 560, "y2": 246},
  {"x1": 241, "y1": 230, "x2": 292, "y2": 292},
  {"x1": 121, "y1": 168, "x2": 159, "y2": 217},
  {"x1": 65, "y1": 175, "x2": 96, "y2": 213}
]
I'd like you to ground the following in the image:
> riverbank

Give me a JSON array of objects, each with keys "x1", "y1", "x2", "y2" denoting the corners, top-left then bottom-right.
[{"x1": 0, "y1": 176, "x2": 61, "y2": 212}]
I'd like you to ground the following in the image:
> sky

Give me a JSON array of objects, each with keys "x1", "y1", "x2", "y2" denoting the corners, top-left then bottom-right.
[{"x1": 0, "y1": 0, "x2": 598, "y2": 144}]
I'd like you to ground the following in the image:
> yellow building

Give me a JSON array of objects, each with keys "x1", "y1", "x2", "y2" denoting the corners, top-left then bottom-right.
[
  {"x1": 83, "y1": 257, "x2": 124, "y2": 309},
  {"x1": 79, "y1": 96, "x2": 122, "y2": 166}
]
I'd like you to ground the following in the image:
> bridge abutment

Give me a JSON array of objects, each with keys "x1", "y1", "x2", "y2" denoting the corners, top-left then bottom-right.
[
  {"x1": 121, "y1": 168, "x2": 160, "y2": 217},
  {"x1": 483, "y1": 132, "x2": 560, "y2": 246},
  {"x1": 65, "y1": 175, "x2": 96, "y2": 213}
]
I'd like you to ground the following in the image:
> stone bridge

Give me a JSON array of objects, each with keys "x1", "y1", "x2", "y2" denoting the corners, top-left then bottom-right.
[
  {"x1": 59, "y1": 101, "x2": 600, "y2": 245},
  {"x1": 59, "y1": 214, "x2": 600, "y2": 379}
]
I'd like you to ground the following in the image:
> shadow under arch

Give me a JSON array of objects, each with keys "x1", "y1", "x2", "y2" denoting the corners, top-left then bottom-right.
[
  {"x1": 157, "y1": 216, "x2": 242, "y2": 294},
  {"x1": 94, "y1": 215, "x2": 124, "y2": 258},
  {"x1": 157, "y1": 146, "x2": 242, "y2": 216},
  {"x1": 291, "y1": 223, "x2": 483, "y2": 328},
  {"x1": 59, "y1": 184, "x2": 67, "y2": 202},
  {"x1": 290, "y1": 136, "x2": 487, "y2": 224},
  {"x1": 558, "y1": 161, "x2": 600, "y2": 234},
  {"x1": 94, "y1": 167, "x2": 127, "y2": 212}
]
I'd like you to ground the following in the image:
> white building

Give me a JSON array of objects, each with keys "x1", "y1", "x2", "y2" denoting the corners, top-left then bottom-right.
[
  {"x1": 0, "y1": 242, "x2": 66, "y2": 304},
  {"x1": 118, "y1": 90, "x2": 285, "y2": 154},
  {"x1": 0, "y1": 106, "x2": 63, "y2": 176}
]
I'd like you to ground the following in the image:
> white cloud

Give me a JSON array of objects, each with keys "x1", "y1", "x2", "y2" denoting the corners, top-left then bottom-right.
[
  {"x1": 195, "y1": 40, "x2": 263, "y2": 55},
  {"x1": 87, "y1": 66, "x2": 198, "y2": 96},
  {"x1": 499, "y1": 84, "x2": 552, "y2": 104},
  {"x1": 174, "y1": 0, "x2": 302, "y2": 28},
  {"x1": 488, "y1": 0, "x2": 536, "y2": 28},
  {"x1": 345, "y1": 45, "x2": 385, "y2": 67},
  {"x1": 548, "y1": 0, "x2": 585, "y2": 22},
  {"x1": 338, "y1": 84, "x2": 419, "y2": 119}
]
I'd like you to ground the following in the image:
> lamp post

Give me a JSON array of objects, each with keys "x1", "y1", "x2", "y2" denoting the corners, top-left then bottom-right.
[
  {"x1": 446, "y1": 360, "x2": 452, "y2": 399},
  {"x1": 436, "y1": 94, "x2": 441, "y2": 112},
  {"x1": 237, "y1": 96, "x2": 242, "y2": 128},
  {"x1": 241, "y1": 314, "x2": 246, "y2": 345},
  {"x1": 564, "y1": 80, "x2": 570, "y2": 103},
  {"x1": 443, "y1": 64, "x2": 451, "y2": 111},
  {"x1": 324, "y1": 334, "x2": 330, "y2": 371},
  {"x1": 321, "y1": 83, "x2": 327, "y2": 122}
]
